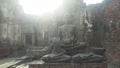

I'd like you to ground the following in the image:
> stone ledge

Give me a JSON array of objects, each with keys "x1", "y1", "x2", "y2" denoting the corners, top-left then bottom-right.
[{"x1": 29, "y1": 63, "x2": 107, "y2": 68}]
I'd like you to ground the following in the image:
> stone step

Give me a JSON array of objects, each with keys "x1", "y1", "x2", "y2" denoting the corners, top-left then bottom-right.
[{"x1": 0, "y1": 60, "x2": 22, "y2": 68}]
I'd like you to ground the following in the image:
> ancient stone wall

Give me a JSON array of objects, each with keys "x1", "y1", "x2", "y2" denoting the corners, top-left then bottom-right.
[
  {"x1": 0, "y1": 0, "x2": 24, "y2": 52},
  {"x1": 104, "y1": 0, "x2": 120, "y2": 23},
  {"x1": 86, "y1": 0, "x2": 120, "y2": 63}
]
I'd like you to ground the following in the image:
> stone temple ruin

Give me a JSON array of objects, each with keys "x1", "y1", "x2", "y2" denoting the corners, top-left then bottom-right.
[
  {"x1": 27, "y1": 0, "x2": 107, "y2": 68},
  {"x1": 0, "y1": 0, "x2": 108, "y2": 68}
]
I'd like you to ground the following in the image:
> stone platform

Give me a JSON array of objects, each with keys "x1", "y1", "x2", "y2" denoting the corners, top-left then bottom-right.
[{"x1": 29, "y1": 63, "x2": 107, "y2": 68}]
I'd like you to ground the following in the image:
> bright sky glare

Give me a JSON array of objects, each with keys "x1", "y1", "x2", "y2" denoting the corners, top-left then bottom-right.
[
  {"x1": 19, "y1": 0, "x2": 64, "y2": 15},
  {"x1": 19, "y1": 0, "x2": 103, "y2": 15},
  {"x1": 84, "y1": 0, "x2": 103, "y2": 5}
]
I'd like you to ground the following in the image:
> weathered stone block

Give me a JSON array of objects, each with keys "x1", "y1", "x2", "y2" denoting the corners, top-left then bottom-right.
[{"x1": 29, "y1": 63, "x2": 107, "y2": 68}]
